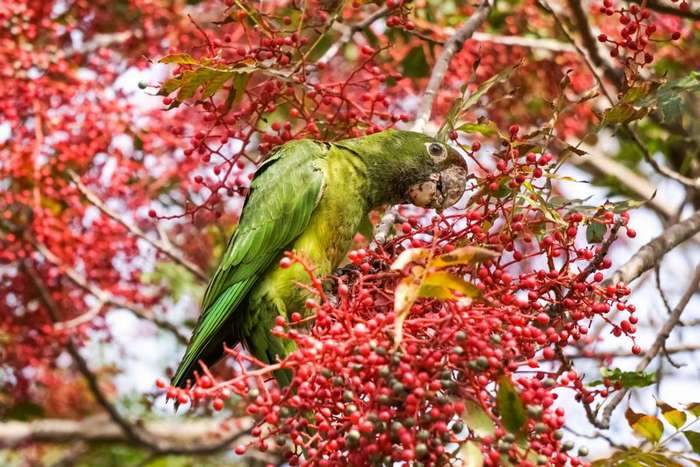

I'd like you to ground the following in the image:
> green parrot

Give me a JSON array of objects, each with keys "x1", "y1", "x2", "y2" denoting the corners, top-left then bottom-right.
[{"x1": 171, "y1": 129, "x2": 468, "y2": 388}]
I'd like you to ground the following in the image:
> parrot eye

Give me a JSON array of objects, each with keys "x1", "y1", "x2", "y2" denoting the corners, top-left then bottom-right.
[{"x1": 426, "y1": 142, "x2": 447, "y2": 161}]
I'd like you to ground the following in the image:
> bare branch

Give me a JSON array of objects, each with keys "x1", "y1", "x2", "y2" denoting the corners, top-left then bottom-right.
[
  {"x1": 630, "y1": 0, "x2": 700, "y2": 20},
  {"x1": 318, "y1": 6, "x2": 390, "y2": 65},
  {"x1": 564, "y1": 0, "x2": 623, "y2": 86},
  {"x1": 567, "y1": 343, "x2": 700, "y2": 359},
  {"x1": 371, "y1": 207, "x2": 400, "y2": 246},
  {"x1": 611, "y1": 209, "x2": 700, "y2": 284},
  {"x1": 0, "y1": 415, "x2": 256, "y2": 456},
  {"x1": 412, "y1": 0, "x2": 493, "y2": 133},
  {"x1": 68, "y1": 171, "x2": 207, "y2": 282},
  {"x1": 569, "y1": 144, "x2": 675, "y2": 220},
  {"x1": 22, "y1": 264, "x2": 248, "y2": 455},
  {"x1": 471, "y1": 32, "x2": 575, "y2": 53},
  {"x1": 32, "y1": 240, "x2": 188, "y2": 344},
  {"x1": 598, "y1": 263, "x2": 700, "y2": 428},
  {"x1": 624, "y1": 126, "x2": 700, "y2": 189}
]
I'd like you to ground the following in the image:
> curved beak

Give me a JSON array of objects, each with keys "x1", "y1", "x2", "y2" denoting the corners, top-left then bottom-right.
[
  {"x1": 435, "y1": 165, "x2": 468, "y2": 211},
  {"x1": 407, "y1": 164, "x2": 468, "y2": 211}
]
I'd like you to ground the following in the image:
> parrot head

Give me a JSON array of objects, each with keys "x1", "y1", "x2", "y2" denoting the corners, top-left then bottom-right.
[
  {"x1": 337, "y1": 129, "x2": 469, "y2": 211},
  {"x1": 404, "y1": 139, "x2": 468, "y2": 211}
]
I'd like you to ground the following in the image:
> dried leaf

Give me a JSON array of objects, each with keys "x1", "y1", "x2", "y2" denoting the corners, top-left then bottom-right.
[
  {"x1": 430, "y1": 246, "x2": 498, "y2": 269},
  {"x1": 391, "y1": 248, "x2": 431, "y2": 270}
]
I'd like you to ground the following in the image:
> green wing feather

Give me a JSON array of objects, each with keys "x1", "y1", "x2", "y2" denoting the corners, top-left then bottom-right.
[{"x1": 172, "y1": 140, "x2": 327, "y2": 387}]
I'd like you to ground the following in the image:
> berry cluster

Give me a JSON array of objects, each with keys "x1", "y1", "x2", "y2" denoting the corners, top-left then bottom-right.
[
  {"x1": 162, "y1": 133, "x2": 637, "y2": 466},
  {"x1": 596, "y1": 1, "x2": 684, "y2": 70}
]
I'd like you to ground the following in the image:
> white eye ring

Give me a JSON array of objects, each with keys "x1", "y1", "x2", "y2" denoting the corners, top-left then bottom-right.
[{"x1": 426, "y1": 142, "x2": 447, "y2": 160}]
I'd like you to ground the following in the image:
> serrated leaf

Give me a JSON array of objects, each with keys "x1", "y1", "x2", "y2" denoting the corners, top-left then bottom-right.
[
  {"x1": 684, "y1": 431, "x2": 700, "y2": 454},
  {"x1": 159, "y1": 53, "x2": 200, "y2": 65},
  {"x1": 496, "y1": 376, "x2": 527, "y2": 433},
  {"x1": 626, "y1": 408, "x2": 664, "y2": 444},
  {"x1": 400, "y1": 45, "x2": 430, "y2": 78},
  {"x1": 657, "y1": 402, "x2": 687, "y2": 430},
  {"x1": 419, "y1": 271, "x2": 480, "y2": 299},
  {"x1": 589, "y1": 368, "x2": 656, "y2": 388},
  {"x1": 586, "y1": 222, "x2": 606, "y2": 243},
  {"x1": 460, "y1": 440, "x2": 485, "y2": 467},
  {"x1": 463, "y1": 400, "x2": 496, "y2": 437}
]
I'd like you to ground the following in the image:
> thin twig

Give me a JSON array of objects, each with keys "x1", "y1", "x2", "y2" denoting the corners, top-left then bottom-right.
[
  {"x1": 630, "y1": 0, "x2": 700, "y2": 20},
  {"x1": 610, "y1": 209, "x2": 700, "y2": 284},
  {"x1": 623, "y1": 126, "x2": 700, "y2": 189},
  {"x1": 68, "y1": 170, "x2": 207, "y2": 282},
  {"x1": 317, "y1": 6, "x2": 390, "y2": 65},
  {"x1": 598, "y1": 262, "x2": 700, "y2": 428},
  {"x1": 32, "y1": 240, "x2": 188, "y2": 343},
  {"x1": 412, "y1": 0, "x2": 493, "y2": 133},
  {"x1": 22, "y1": 263, "x2": 251, "y2": 455},
  {"x1": 564, "y1": 0, "x2": 623, "y2": 86}
]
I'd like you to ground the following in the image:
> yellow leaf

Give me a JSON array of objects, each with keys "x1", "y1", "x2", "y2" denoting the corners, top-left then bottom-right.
[
  {"x1": 391, "y1": 247, "x2": 431, "y2": 270},
  {"x1": 431, "y1": 246, "x2": 498, "y2": 269},
  {"x1": 421, "y1": 271, "x2": 481, "y2": 299},
  {"x1": 460, "y1": 441, "x2": 484, "y2": 467}
]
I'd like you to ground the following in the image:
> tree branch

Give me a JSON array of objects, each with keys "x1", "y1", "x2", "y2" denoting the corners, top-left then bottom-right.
[
  {"x1": 412, "y1": 0, "x2": 492, "y2": 133},
  {"x1": 598, "y1": 262, "x2": 700, "y2": 428},
  {"x1": 69, "y1": 171, "x2": 207, "y2": 282},
  {"x1": 0, "y1": 415, "x2": 256, "y2": 456},
  {"x1": 611, "y1": 209, "x2": 700, "y2": 284},
  {"x1": 32, "y1": 240, "x2": 188, "y2": 344},
  {"x1": 569, "y1": 144, "x2": 675, "y2": 220},
  {"x1": 318, "y1": 6, "x2": 390, "y2": 65},
  {"x1": 22, "y1": 264, "x2": 248, "y2": 455},
  {"x1": 630, "y1": 0, "x2": 700, "y2": 20},
  {"x1": 564, "y1": 0, "x2": 623, "y2": 86}
]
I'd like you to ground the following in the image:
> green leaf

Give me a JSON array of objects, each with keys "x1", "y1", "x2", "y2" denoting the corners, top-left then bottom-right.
[
  {"x1": 636, "y1": 71, "x2": 700, "y2": 124},
  {"x1": 685, "y1": 431, "x2": 700, "y2": 454},
  {"x1": 461, "y1": 63, "x2": 520, "y2": 111},
  {"x1": 400, "y1": 46, "x2": 430, "y2": 78},
  {"x1": 463, "y1": 400, "x2": 496, "y2": 437},
  {"x1": 159, "y1": 53, "x2": 200, "y2": 65},
  {"x1": 457, "y1": 121, "x2": 505, "y2": 139},
  {"x1": 626, "y1": 408, "x2": 664, "y2": 444},
  {"x1": 589, "y1": 368, "x2": 656, "y2": 388},
  {"x1": 657, "y1": 401, "x2": 687, "y2": 430},
  {"x1": 586, "y1": 222, "x2": 606, "y2": 243},
  {"x1": 460, "y1": 441, "x2": 485, "y2": 467},
  {"x1": 496, "y1": 376, "x2": 527, "y2": 433},
  {"x1": 601, "y1": 102, "x2": 649, "y2": 126}
]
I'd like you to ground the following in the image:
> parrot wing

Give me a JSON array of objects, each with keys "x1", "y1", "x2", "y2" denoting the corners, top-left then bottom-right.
[{"x1": 171, "y1": 140, "x2": 327, "y2": 387}]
